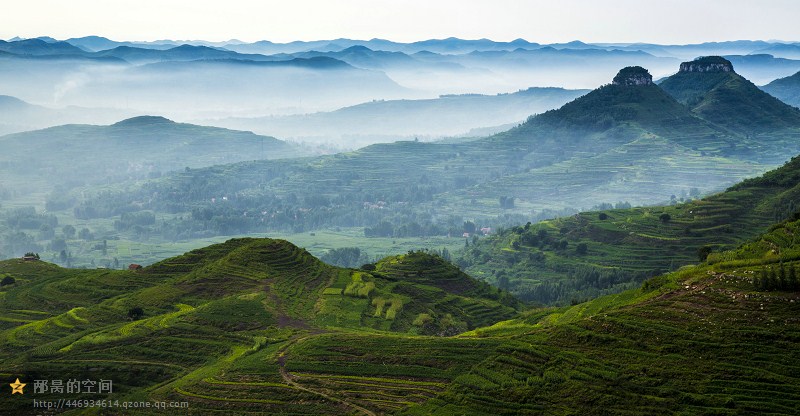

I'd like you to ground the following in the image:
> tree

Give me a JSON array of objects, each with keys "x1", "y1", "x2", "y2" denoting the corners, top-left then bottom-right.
[
  {"x1": 1, "y1": 275, "x2": 15, "y2": 286},
  {"x1": 598, "y1": 213, "x2": 608, "y2": 220},
  {"x1": 78, "y1": 228, "x2": 92, "y2": 240},
  {"x1": 756, "y1": 268, "x2": 768, "y2": 291},
  {"x1": 497, "y1": 273, "x2": 510, "y2": 291},
  {"x1": 38, "y1": 224, "x2": 55, "y2": 240},
  {"x1": 576, "y1": 243, "x2": 588, "y2": 255},
  {"x1": 499, "y1": 196, "x2": 515, "y2": 209},
  {"x1": 59, "y1": 250, "x2": 68, "y2": 264},
  {"x1": 50, "y1": 238, "x2": 67, "y2": 253},
  {"x1": 62, "y1": 225, "x2": 76, "y2": 239},
  {"x1": 127, "y1": 307, "x2": 144, "y2": 321},
  {"x1": 768, "y1": 268, "x2": 779, "y2": 291},
  {"x1": 697, "y1": 246, "x2": 713, "y2": 262},
  {"x1": 463, "y1": 221, "x2": 476, "y2": 234},
  {"x1": 659, "y1": 213, "x2": 672, "y2": 223},
  {"x1": 537, "y1": 229, "x2": 548, "y2": 241},
  {"x1": 779, "y1": 262, "x2": 788, "y2": 290}
]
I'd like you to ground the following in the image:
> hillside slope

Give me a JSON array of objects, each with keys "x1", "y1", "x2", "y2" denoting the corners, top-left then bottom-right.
[
  {"x1": 0, "y1": 116, "x2": 302, "y2": 193},
  {"x1": 459, "y1": 155, "x2": 800, "y2": 304},
  {"x1": 208, "y1": 87, "x2": 589, "y2": 146},
  {"x1": 406, "y1": 216, "x2": 800, "y2": 415},
  {"x1": 762, "y1": 70, "x2": 800, "y2": 108},
  {"x1": 2, "y1": 218, "x2": 799, "y2": 414},
  {"x1": 660, "y1": 56, "x2": 800, "y2": 138},
  {"x1": 70, "y1": 66, "x2": 783, "y2": 241}
]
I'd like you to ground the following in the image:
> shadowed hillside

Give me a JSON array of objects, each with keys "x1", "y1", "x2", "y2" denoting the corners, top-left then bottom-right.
[
  {"x1": 1, "y1": 213, "x2": 798, "y2": 414},
  {"x1": 660, "y1": 56, "x2": 800, "y2": 136},
  {"x1": 459, "y1": 154, "x2": 800, "y2": 304}
]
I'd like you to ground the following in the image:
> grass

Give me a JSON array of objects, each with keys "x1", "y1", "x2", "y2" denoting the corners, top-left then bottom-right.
[
  {"x1": 1, "y1": 202, "x2": 800, "y2": 415},
  {"x1": 460, "y1": 156, "x2": 800, "y2": 305}
]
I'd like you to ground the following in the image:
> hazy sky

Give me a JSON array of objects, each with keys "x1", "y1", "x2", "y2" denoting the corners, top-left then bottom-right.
[{"x1": 2, "y1": 0, "x2": 799, "y2": 44}]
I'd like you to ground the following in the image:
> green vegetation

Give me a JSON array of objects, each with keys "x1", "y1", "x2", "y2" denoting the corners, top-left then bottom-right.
[
  {"x1": 10, "y1": 62, "x2": 796, "y2": 274},
  {"x1": 459, "y1": 155, "x2": 800, "y2": 304},
  {"x1": 660, "y1": 57, "x2": 800, "y2": 136},
  {"x1": 762, "y1": 69, "x2": 800, "y2": 109},
  {"x1": 1, "y1": 208, "x2": 799, "y2": 414}
]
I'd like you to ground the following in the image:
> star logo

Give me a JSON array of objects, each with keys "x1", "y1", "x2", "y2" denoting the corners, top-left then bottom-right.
[{"x1": 10, "y1": 378, "x2": 25, "y2": 395}]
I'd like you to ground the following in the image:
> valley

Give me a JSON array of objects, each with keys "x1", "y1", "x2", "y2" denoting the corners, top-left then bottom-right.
[{"x1": 2, "y1": 25, "x2": 800, "y2": 414}]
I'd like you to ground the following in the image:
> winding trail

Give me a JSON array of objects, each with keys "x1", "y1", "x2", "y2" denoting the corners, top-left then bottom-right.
[{"x1": 277, "y1": 335, "x2": 377, "y2": 416}]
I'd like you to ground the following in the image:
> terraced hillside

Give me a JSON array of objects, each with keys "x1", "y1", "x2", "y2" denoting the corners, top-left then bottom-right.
[
  {"x1": 409, "y1": 216, "x2": 800, "y2": 415},
  {"x1": 2, "y1": 209, "x2": 799, "y2": 414},
  {"x1": 0, "y1": 239, "x2": 519, "y2": 415},
  {"x1": 459, "y1": 155, "x2": 800, "y2": 305}
]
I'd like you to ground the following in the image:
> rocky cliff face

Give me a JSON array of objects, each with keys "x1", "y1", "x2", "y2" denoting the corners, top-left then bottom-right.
[
  {"x1": 611, "y1": 66, "x2": 653, "y2": 86},
  {"x1": 679, "y1": 56, "x2": 734, "y2": 73}
]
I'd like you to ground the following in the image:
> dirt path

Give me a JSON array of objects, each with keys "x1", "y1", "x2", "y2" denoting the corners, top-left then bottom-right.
[{"x1": 277, "y1": 335, "x2": 377, "y2": 416}]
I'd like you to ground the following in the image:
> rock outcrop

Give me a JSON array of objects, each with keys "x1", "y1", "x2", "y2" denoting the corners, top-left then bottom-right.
[
  {"x1": 611, "y1": 66, "x2": 653, "y2": 86},
  {"x1": 679, "y1": 56, "x2": 734, "y2": 73}
]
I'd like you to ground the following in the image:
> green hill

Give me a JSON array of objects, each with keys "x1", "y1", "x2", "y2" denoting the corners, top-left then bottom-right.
[
  {"x1": 0, "y1": 116, "x2": 302, "y2": 200},
  {"x1": 459, "y1": 154, "x2": 800, "y2": 305},
  {"x1": 0, "y1": 239, "x2": 520, "y2": 414},
  {"x1": 65, "y1": 66, "x2": 780, "y2": 241},
  {"x1": 408, "y1": 216, "x2": 800, "y2": 415},
  {"x1": 496, "y1": 65, "x2": 735, "y2": 153},
  {"x1": 1, "y1": 214, "x2": 799, "y2": 414},
  {"x1": 660, "y1": 56, "x2": 800, "y2": 137},
  {"x1": 762, "y1": 69, "x2": 800, "y2": 108}
]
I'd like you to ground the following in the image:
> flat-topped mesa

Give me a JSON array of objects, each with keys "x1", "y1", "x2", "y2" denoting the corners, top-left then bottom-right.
[
  {"x1": 679, "y1": 56, "x2": 734, "y2": 73},
  {"x1": 611, "y1": 66, "x2": 653, "y2": 86}
]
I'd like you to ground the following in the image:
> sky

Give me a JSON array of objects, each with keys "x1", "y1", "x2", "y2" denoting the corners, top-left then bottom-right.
[{"x1": 2, "y1": 0, "x2": 799, "y2": 44}]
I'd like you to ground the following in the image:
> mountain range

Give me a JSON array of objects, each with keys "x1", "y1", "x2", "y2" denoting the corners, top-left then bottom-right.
[
  {"x1": 5, "y1": 37, "x2": 800, "y2": 121},
  {"x1": 19, "y1": 35, "x2": 800, "y2": 58},
  {"x1": 206, "y1": 87, "x2": 589, "y2": 147},
  {"x1": 1, "y1": 36, "x2": 800, "y2": 414},
  {"x1": 58, "y1": 57, "x2": 800, "y2": 252}
]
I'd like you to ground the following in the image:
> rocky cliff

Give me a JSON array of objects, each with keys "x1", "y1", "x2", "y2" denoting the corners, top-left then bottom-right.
[{"x1": 611, "y1": 66, "x2": 653, "y2": 86}]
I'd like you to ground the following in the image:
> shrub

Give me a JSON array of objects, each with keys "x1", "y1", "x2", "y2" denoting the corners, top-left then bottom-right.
[
  {"x1": 127, "y1": 307, "x2": 144, "y2": 320},
  {"x1": 412, "y1": 313, "x2": 433, "y2": 326},
  {"x1": 385, "y1": 298, "x2": 403, "y2": 320},
  {"x1": 372, "y1": 298, "x2": 386, "y2": 317},
  {"x1": 697, "y1": 246, "x2": 713, "y2": 262}
]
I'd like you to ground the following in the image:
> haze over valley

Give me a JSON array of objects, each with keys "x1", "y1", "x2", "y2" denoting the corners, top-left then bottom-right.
[{"x1": 2, "y1": 2, "x2": 800, "y2": 412}]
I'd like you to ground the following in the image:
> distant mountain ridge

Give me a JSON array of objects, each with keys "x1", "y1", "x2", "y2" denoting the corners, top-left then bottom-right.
[
  {"x1": 71, "y1": 62, "x2": 800, "y2": 249},
  {"x1": 208, "y1": 87, "x2": 590, "y2": 146},
  {"x1": 0, "y1": 117, "x2": 304, "y2": 194},
  {"x1": 762, "y1": 70, "x2": 800, "y2": 108},
  {"x1": 660, "y1": 56, "x2": 800, "y2": 134}
]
